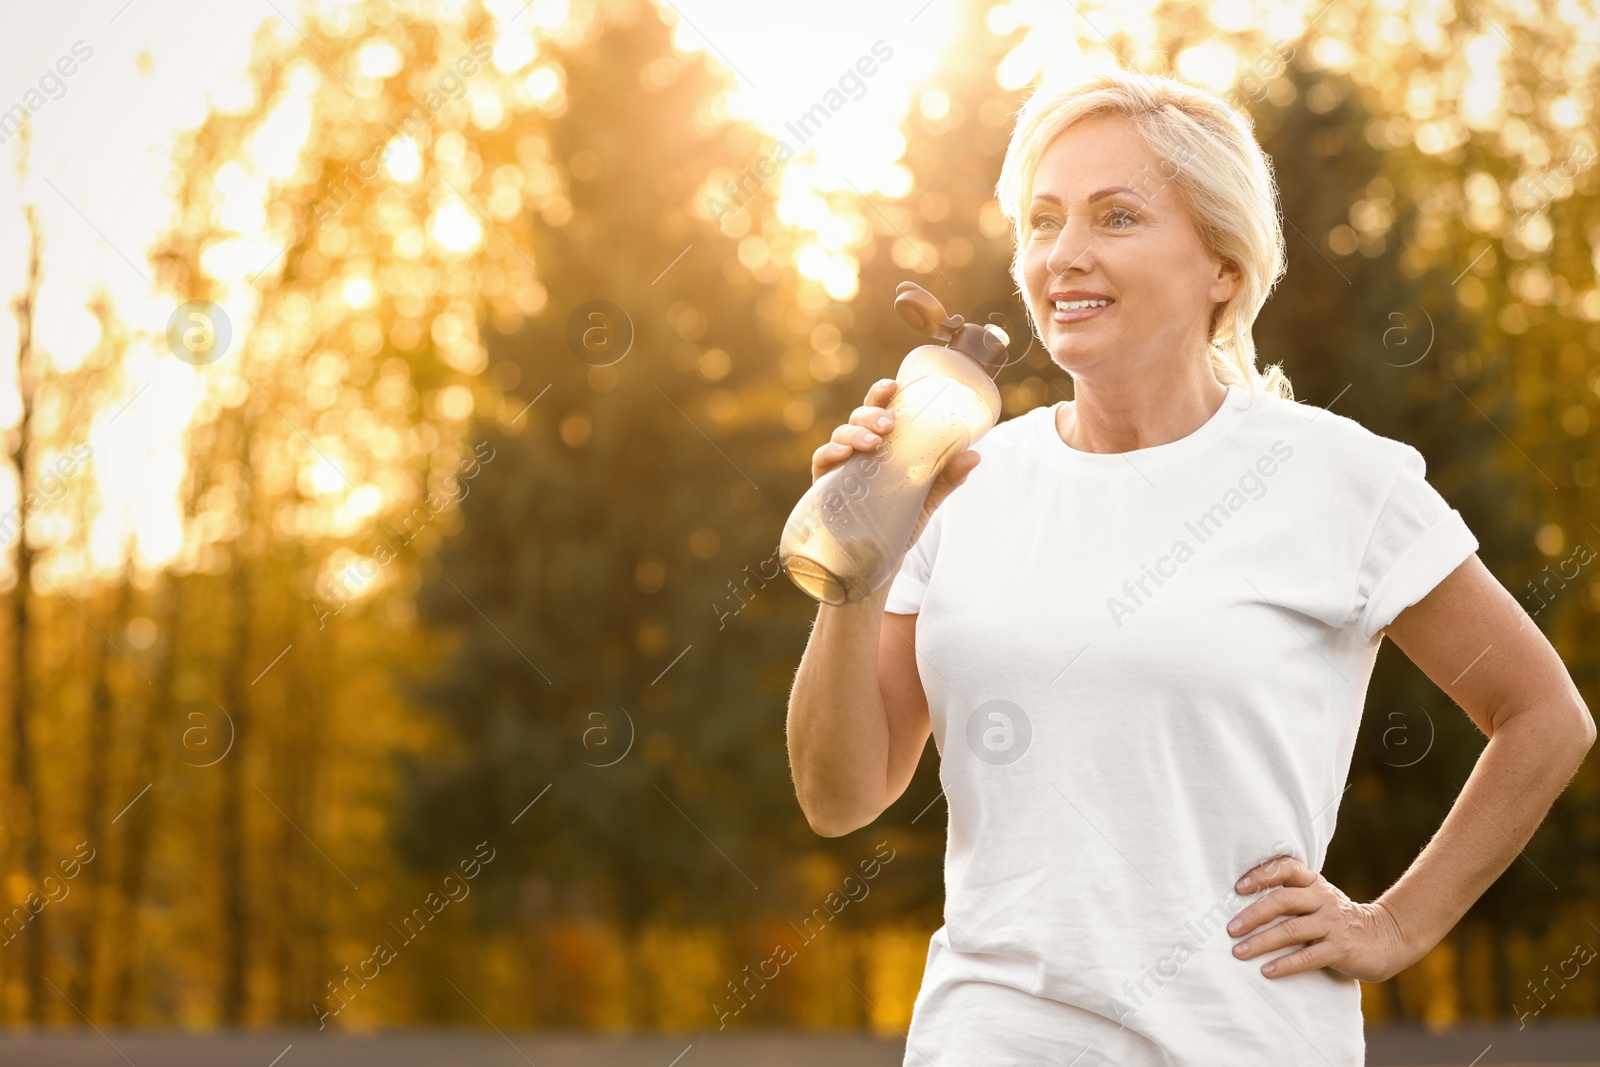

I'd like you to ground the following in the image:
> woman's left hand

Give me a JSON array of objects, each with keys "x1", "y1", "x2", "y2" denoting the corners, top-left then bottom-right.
[{"x1": 1227, "y1": 855, "x2": 1420, "y2": 982}]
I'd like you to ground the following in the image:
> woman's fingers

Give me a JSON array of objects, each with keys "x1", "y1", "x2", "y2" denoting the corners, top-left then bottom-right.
[
  {"x1": 1235, "y1": 853, "x2": 1315, "y2": 895},
  {"x1": 810, "y1": 424, "x2": 884, "y2": 481},
  {"x1": 1256, "y1": 939, "x2": 1338, "y2": 978},
  {"x1": 1226, "y1": 855, "x2": 1329, "y2": 974},
  {"x1": 811, "y1": 381, "x2": 899, "y2": 482},
  {"x1": 1234, "y1": 912, "x2": 1323, "y2": 960},
  {"x1": 830, "y1": 422, "x2": 883, "y2": 448},
  {"x1": 1224, "y1": 863, "x2": 1412, "y2": 984},
  {"x1": 810, "y1": 441, "x2": 851, "y2": 481},
  {"x1": 1228, "y1": 885, "x2": 1322, "y2": 939},
  {"x1": 938, "y1": 449, "x2": 981, "y2": 489},
  {"x1": 849, "y1": 404, "x2": 895, "y2": 433}
]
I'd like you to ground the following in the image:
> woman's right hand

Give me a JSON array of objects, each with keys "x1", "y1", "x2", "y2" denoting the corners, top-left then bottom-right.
[{"x1": 810, "y1": 378, "x2": 982, "y2": 545}]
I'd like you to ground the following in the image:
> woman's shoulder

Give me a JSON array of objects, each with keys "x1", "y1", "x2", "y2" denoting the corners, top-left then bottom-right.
[
  {"x1": 1241, "y1": 388, "x2": 1419, "y2": 463},
  {"x1": 1235, "y1": 389, "x2": 1431, "y2": 512}
]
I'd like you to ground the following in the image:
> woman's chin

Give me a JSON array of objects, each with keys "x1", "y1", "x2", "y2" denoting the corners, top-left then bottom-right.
[{"x1": 1046, "y1": 342, "x2": 1103, "y2": 374}]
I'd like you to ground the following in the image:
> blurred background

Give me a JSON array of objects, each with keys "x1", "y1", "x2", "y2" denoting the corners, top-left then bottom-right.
[{"x1": 0, "y1": 0, "x2": 1596, "y2": 1061}]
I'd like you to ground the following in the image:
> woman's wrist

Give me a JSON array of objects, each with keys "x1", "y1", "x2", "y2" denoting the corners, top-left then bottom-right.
[{"x1": 1371, "y1": 886, "x2": 1447, "y2": 968}]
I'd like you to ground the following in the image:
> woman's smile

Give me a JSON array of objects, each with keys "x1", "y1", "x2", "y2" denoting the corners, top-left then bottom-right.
[{"x1": 1049, "y1": 299, "x2": 1117, "y2": 324}]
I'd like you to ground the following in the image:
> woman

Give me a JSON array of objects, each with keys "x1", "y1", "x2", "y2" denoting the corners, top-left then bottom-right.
[{"x1": 785, "y1": 69, "x2": 1594, "y2": 1065}]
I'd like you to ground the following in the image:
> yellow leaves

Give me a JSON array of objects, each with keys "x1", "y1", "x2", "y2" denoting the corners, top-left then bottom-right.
[
  {"x1": 513, "y1": 277, "x2": 547, "y2": 316},
  {"x1": 521, "y1": 65, "x2": 562, "y2": 106},
  {"x1": 696, "y1": 348, "x2": 731, "y2": 382},
  {"x1": 435, "y1": 385, "x2": 475, "y2": 422},
  {"x1": 383, "y1": 138, "x2": 422, "y2": 182},
  {"x1": 433, "y1": 130, "x2": 467, "y2": 164},
  {"x1": 356, "y1": 41, "x2": 404, "y2": 79},
  {"x1": 558, "y1": 412, "x2": 591, "y2": 447},
  {"x1": 427, "y1": 200, "x2": 482, "y2": 254},
  {"x1": 340, "y1": 274, "x2": 376, "y2": 309},
  {"x1": 1175, "y1": 40, "x2": 1240, "y2": 93},
  {"x1": 491, "y1": 33, "x2": 537, "y2": 75},
  {"x1": 861, "y1": 925, "x2": 931, "y2": 1035},
  {"x1": 431, "y1": 302, "x2": 484, "y2": 373}
]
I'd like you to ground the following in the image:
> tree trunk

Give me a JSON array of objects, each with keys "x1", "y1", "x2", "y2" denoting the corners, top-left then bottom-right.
[
  {"x1": 217, "y1": 416, "x2": 254, "y2": 1023},
  {"x1": 71, "y1": 551, "x2": 135, "y2": 1014},
  {"x1": 5, "y1": 205, "x2": 48, "y2": 1024},
  {"x1": 272, "y1": 574, "x2": 324, "y2": 1022},
  {"x1": 107, "y1": 572, "x2": 182, "y2": 1025}
]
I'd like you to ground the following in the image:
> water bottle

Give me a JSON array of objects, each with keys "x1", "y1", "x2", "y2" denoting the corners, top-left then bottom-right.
[{"x1": 779, "y1": 281, "x2": 1009, "y2": 605}]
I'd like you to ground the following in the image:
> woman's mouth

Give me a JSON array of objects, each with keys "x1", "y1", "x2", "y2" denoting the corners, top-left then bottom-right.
[{"x1": 1050, "y1": 298, "x2": 1115, "y2": 324}]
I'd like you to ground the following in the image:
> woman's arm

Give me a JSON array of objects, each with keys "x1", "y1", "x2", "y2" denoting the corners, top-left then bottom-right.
[
  {"x1": 784, "y1": 377, "x2": 979, "y2": 838},
  {"x1": 1228, "y1": 553, "x2": 1595, "y2": 981},
  {"x1": 785, "y1": 579, "x2": 932, "y2": 838}
]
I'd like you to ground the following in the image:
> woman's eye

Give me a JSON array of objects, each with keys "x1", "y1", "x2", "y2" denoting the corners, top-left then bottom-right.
[{"x1": 1029, "y1": 208, "x2": 1136, "y2": 235}]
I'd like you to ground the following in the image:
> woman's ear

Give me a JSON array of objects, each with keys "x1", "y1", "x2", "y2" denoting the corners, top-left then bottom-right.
[{"x1": 1211, "y1": 256, "x2": 1243, "y2": 304}]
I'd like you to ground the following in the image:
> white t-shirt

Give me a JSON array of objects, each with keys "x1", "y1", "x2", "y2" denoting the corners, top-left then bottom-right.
[{"x1": 884, "y1": 382, "x2": 1479, "y2": 1066}]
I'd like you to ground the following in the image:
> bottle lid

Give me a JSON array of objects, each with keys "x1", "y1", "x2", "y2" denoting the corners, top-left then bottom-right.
[
  {"x1": 893, "y1": 281, "x2": 1009, "y2": 379},
  {"x1": 948, "y1": 317, "x2": 1009, "y2": 378}
]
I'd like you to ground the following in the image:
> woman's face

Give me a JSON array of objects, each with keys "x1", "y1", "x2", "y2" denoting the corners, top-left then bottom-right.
[{"x1": 1021, "y1": 114, "x2": 1239, "y2": 383}]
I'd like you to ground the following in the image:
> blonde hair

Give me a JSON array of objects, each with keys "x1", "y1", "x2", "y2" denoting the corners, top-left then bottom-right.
[{"x1": 995, "y1": 67, "x2": 1293, "y2": 401}]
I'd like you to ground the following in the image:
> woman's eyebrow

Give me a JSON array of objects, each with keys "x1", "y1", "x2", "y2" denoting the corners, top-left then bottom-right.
[{"x1": 1030, "y1": 185, "x2": 1148, "y2": 206}]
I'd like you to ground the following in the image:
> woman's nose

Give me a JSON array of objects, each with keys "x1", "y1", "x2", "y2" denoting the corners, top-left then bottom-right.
[{"x1": 1045, "y1": 218, "x2": 1096, "y2": 276}]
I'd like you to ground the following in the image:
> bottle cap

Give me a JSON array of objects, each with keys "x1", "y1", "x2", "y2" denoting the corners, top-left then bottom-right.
[
  {"x1": 893, "y1": 281, "x2": 1010, "y2": 379},
  {"x1": 948, "y1": 318, "x2": 1009, "y2": 378}
]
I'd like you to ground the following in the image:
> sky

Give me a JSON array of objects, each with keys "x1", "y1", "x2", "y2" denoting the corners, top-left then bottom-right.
[{"x1": 0, "y1": 0, "x2": 970, "y2": 581}]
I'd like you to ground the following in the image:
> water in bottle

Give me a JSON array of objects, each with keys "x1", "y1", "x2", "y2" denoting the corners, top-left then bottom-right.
[{"x1": 779, "y1": 282, "x2": 1009, "y2": 605}]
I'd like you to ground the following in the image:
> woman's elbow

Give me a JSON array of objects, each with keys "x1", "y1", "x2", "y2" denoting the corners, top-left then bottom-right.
[
  {"x1": 1542, "y1": 697, "x2": 1596, "y2": 771},
  {"x1": 797, "y1": 793, "x2": 876, "y2": 838},
  {"x1": 1571, "y1": 698, "x2": 1598, "y2": 753}
]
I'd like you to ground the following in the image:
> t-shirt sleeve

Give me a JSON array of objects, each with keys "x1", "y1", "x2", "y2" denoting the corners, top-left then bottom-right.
[
  {"x1": 884, "y1": 505, "x2": 944, "y2": 615},
  {"x1": 1350, "y1": 443, "x2": 1479, "y2": 642}
]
